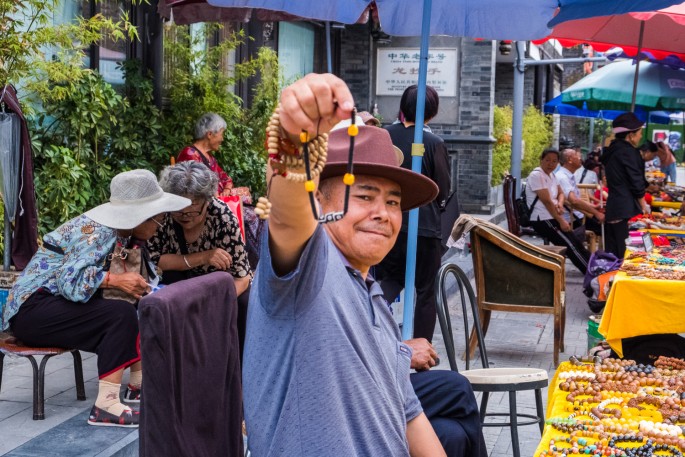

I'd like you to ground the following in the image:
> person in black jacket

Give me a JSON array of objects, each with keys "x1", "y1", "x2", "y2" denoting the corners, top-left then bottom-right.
[
  {"x1": 600, "y1": 112, "x2": 648, "y2": 257},
  {"x1": 375, "y1": 85, "x2": 451, "y2": 342}
]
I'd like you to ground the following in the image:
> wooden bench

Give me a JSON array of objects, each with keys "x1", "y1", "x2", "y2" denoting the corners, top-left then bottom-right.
[{"x1": 0, "y1": 334, "x2": 86, "y2": 420}]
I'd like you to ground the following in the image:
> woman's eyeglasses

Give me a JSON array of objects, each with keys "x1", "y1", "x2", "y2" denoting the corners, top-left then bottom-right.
[{"x1": 171, "y1": 202, "x2": 207, "y2": 218}]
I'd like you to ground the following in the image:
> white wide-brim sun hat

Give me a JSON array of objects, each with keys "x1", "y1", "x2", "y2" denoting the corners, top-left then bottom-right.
[{"x1": 84, "y1": 169, "x2": 191, "y2": 230}]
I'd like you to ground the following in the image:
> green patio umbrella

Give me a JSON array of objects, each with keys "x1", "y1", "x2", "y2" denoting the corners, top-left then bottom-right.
[{"x1": 562, "y1": 60, "x2": 685, "y2": 111}]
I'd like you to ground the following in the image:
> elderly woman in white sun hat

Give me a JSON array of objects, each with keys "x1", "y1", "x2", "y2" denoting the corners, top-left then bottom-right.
[{"x1": 2, "y1": 170, "x2": 189, "y2": 428}]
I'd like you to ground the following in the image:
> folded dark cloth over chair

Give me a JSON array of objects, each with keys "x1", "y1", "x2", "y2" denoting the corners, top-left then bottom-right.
[{"x1": 139, "y1": 272, "x2": 242, "y2": 457}]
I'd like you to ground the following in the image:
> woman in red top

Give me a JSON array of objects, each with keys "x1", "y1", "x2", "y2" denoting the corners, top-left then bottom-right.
[{"x1": 177, "y1": 113, "x2": 233, "y2": 196}]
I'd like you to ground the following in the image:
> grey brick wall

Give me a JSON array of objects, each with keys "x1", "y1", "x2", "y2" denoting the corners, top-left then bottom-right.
[
  {"x1": 559, "y1": 45, "x2": 585, "y2": 150},
  {"x1": 340, "y1": 25, "x2": 371, "y2": 112},
  {"x1": 338, "y1": 33, "x2": 498, "y2": 213},
  {"x1": 444, "y1": 39, "x2": 496, "y2": 213},
  {"x1": 494, "y1": 63, "x2": 535, "y2": 108}
]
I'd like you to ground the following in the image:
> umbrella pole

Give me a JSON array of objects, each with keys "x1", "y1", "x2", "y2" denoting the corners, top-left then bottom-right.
[
  {"x1": 401, "y1": 0, "x2": 432, "y2": 340},
  {"x1": 3, "y1": 209, "x2": 9, "y2": 271},
  {"x1": 325, "y1": 21, "x2": 332, "y2": 73},
  {"x1": 630, "y1": 20, "x2": 645, "y2": 112}
]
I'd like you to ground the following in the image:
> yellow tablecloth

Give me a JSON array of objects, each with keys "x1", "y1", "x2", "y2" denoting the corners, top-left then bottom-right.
[
  {"x1": 651, "y1": 201, "x2": 682, "y2": 209},
  {"x1": 598, "y1": 271, "x2": 685, "y2": 357}
]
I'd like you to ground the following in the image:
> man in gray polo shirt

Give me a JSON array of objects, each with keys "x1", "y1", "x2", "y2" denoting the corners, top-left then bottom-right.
[{"x1": 243, "y1": 74, "x2": 447, "y2": 456}]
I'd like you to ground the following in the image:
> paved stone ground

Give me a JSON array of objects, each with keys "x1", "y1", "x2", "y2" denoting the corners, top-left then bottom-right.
[{"x1": 0, "y1": 229, "x2": 594, "y2": 457}]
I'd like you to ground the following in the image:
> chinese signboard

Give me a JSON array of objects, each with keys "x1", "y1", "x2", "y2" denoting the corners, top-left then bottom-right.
[{"x1": 376, "y1": 48, "x2": 457, "y2": 97}]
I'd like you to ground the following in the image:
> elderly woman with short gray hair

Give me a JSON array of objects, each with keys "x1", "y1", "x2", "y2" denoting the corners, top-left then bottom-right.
[
  {"x1": 176, "y1": 112, "x2": 234, "y2": 196},
  {"x1": 148, "y1": 161, "x2": 250, "y2": 296}
]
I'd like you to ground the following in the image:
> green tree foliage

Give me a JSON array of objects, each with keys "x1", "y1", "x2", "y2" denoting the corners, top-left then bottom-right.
[
  {"x1": 0, "y1": 0, "x2": 139, "y2": 106},
  {"x1": 490, "y1": 105, "x2": 554, "y2": 185},
  {"x1": 4, "y1": 2, "x2": 280, "y2": 236},
  {"x1": 491, "y1": 105, "x2": 512, "y2": 186},
  {"x1": 31, "y1": 61, "x2": 167, "y2": 235},
  {"x1": 521, "y1": 105, "x2": 554, "y2": 177},
  {"x1": 162, "y1": 24, "x2": 281, "y2": 198}
]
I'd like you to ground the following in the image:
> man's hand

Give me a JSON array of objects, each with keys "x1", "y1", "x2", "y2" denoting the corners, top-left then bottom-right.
[
  {"x1": 595, "y1": 211, "x2": 605, "y2": 224},
  {"x1": 278, "y1": 73, "x2": 354, "y2": 139},
  {"x1": 405, "y1": 338, "x2": 438, "y2": 371},
  {"x1": 558, "y1": 219, "x2": 571, "y2": 232}
]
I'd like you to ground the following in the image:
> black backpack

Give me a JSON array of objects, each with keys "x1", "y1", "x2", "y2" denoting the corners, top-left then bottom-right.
[{"x1": 515, "y1": 185, "x2": 538, "y2": 227}]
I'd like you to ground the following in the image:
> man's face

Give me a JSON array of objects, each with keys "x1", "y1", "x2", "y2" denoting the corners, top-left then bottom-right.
[
  {"x1": 628, "y1": 128, "x2": 643, "y2": 147},
  {"x1": 565, "y1": 150, "x2": 582, "y2": 172},
  {"x1": 319, "y1": 175, "x2": 402, "y2": 274}
]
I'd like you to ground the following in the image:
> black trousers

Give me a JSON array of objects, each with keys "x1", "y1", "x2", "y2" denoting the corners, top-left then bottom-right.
[
  {"x1": 531, "y1": 218, "x2": 590, "y2": 274},
  {"x1": 411, "y1": 370, "x2": 487, "y2": 457},
  {"x1": 376, "y1": 232, "x2": 443, "y2": 342},
  {"x1": 10, "y1": 290, "x2": 140, "y2": 378},
  {"x1": 605, "y1": 219, "x2": 629, "y2": 258}
]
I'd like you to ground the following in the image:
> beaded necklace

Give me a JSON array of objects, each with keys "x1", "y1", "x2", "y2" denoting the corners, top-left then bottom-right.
[{"x1": 259, "y1": 105, "x2": 358, "y2": 223}]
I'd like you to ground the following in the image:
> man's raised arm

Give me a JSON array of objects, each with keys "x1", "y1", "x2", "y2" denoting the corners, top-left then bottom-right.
[{"x1": 266, "y1": 74, "x2": 354, "y2": 275}]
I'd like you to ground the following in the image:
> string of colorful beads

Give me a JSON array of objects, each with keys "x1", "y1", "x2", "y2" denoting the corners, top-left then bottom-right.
[
  {"x1": 638, "y1": 420, "x2": 682, "y2": 437},
  {"x1": 265, "y1": 104, "x2": 329, "y2": 183},
  {"x1": 656, "y1": 356, "x2": 685, "y2": 371},
  {"x1": 559, "y1": 370, "x2": 597, "y2": 381}
]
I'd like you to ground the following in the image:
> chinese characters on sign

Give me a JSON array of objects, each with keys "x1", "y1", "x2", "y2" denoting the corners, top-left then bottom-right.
[{"x1": 376, "y1": 48, "x2": 457, "y2": 97}]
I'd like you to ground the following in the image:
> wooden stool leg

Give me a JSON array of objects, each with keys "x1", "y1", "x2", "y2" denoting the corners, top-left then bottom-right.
[
  {"x1": 535, "y1": 388, "x2": 545, "y2": 434},
  {"x1": 71, "y1": 351, "x2": 86, "y2": 401},
  {"x1": 553, "y1": 315, "x2": 561, "y2": 367},
  {"x1": 508, "y1": 390, "x2": 521, "y2": 457}
]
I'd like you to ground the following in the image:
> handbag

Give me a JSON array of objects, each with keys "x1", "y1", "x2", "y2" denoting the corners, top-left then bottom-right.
[
  {"x1": 103, "y1": 242, "x2": 149, "y2": 303},
  {"x1": 515, "y1": 186, "x2": 538, "y2": 227}
]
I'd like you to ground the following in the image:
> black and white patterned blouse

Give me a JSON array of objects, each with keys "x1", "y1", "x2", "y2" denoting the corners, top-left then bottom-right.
[{"x1": 148, "y1": 198, "x2": 251, "y2": 280}]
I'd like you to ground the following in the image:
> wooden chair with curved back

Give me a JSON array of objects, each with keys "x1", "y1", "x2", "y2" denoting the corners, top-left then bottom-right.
[{"x1": 451, "y1": 215, "x2": 567, "y2": 367}]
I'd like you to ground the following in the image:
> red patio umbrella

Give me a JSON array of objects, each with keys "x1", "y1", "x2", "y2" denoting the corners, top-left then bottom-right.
[
  {"x1": 534, "y1": 2, "x2": 685, "y2": 109},
  {"x1": 533, "y1": 2, "x2": 685, "y2": 61}
]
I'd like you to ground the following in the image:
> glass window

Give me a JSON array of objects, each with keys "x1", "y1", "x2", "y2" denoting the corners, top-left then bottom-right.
[
  {"x1": 97, "y1": 0, "x2": 129, "y2": 86},
  {"x1": 278, "y1": 22, "x2": 314, "y2": 82}
]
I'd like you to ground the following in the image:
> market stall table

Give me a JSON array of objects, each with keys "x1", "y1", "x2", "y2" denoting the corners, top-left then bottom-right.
[
  {"x1": 598, "y1": 271, "x2": 685, "y2": 357},
  {"x1": 535, "y1": 357, "x2": 685, "y2": 457}
]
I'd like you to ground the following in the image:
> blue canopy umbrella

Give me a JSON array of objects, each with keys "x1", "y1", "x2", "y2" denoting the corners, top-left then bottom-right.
[
  {"x1": 543, "y1": 94, "x2": 675, "y2": 124},
  {"x1": 207, "y1": 0, "x2": 683, "y2": 338}
]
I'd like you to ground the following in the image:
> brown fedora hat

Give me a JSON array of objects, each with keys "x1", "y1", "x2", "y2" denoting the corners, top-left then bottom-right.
[{"x1": 320, "y1": 125, "x2": 438, "y2": 211}]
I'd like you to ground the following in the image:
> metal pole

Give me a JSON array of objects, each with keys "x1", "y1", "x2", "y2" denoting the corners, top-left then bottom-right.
[
  {"x1": 401, "y1": 0, "x2": 431, "y2": 340},
  {"x1": 511, "y1": 41, "x2": 526, "y2": 198},
  {"x1": 630, "y1": 20, "x2": 645, "y2": 112},
  {"x1": 325, "y1": 21, "x2": 332, "y2": 74},
  {"x1": 588, "y1": 118, "x2": 595, "y2": 153},
  {"x1": 3, "y1": 208, "x2": 10, "y2": 271}
]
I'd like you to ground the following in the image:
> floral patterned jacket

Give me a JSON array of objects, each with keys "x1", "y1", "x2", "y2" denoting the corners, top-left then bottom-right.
[{"x1": 1, "y1": 215, "x2": 116, "y2": 330}]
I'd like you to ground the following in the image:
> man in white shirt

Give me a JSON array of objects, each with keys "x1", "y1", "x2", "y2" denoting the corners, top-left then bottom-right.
[{"x1": 556, "y1": 149, "x2": 605, "y2": 233}]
